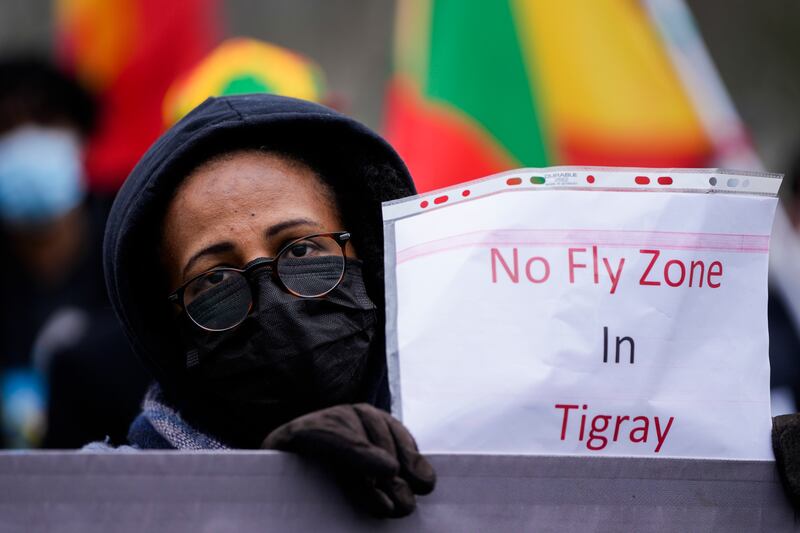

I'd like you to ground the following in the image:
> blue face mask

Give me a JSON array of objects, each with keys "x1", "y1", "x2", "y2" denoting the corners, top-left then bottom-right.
[{"x1": 0, "y1": 126, "x2": 86, "y2": 224}]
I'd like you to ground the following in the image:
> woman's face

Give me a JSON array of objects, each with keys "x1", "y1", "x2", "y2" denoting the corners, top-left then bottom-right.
[{"x1": 161, "y1": 150, "x2": 346, "y2": 292}]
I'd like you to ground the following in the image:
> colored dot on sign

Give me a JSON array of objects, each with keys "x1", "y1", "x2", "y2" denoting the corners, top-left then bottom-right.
[
  {"x1": 635, "y1": 176, "x2": 650, "y2": 185},
  {"x1": 530, "y1": 176, "x2": 545, "y2": 185},
  {"x1": 709, "y1": 177, "x2": 717, "y2": 186},
  {"x1": 586, "y1": 175, "x2": 595, "y2": 184},
  {"x1": 742, "y1": 179, "x2": 750, "y2": 187},
  {"x1": 657, "y1": 176, "x2": 673, "y2": 185},
  {"x1": 727, "y1": 178, "x2": 739, "y2": 187},
  {"x1": 434, "y1": 195, "x2": 449, "y2": 205},
  {"x1": 506, "y1": 177, "x2": 522, "y2": 186},
  {"x1": 462, "y1": 189, "x2": 471, "y2": 197},
  {"x1": 420, "y1": 200, "x2": 429, "y2": 208}
]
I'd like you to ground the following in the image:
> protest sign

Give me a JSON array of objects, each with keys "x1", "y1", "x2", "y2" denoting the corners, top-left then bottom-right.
[{"x1": 382, "y1": 168, "x2": 781, "y2": 460}]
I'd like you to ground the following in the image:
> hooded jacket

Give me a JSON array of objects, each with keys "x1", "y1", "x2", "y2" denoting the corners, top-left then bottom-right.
[{"x1": 103, "y1": 94, "x2": 415, "y2": 445}]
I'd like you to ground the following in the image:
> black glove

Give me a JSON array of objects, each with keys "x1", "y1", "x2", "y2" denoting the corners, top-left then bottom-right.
[
  {"x1": 772, "y1": 414, "x2": 800, "y2": 507},
  {"x1": 261, "y1": 403, "x2": 436, "y2": 518}
]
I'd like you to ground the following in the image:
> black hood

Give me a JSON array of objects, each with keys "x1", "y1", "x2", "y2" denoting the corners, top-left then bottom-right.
[{"x1": 104, "y1": 94, "x2": 415, "y2": 390}]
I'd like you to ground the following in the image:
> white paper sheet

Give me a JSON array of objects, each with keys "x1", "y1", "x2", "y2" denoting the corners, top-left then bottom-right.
[{"x1": 383, "y1": 167, "x2": 781, "y2": 460}]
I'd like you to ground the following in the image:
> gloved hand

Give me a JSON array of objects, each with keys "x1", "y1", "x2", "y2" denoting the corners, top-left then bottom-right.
[
  {"x1": 261, "y1": 403, "x2": 436, "y2": 518},
  {"x1": 772, "y1": 414, "x2": 800, "y2": 507}
]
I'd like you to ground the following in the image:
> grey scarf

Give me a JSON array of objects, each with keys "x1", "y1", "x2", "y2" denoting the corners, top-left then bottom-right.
[{"x1": 140, "y1": 384, "x2": 229, "y2": 450}]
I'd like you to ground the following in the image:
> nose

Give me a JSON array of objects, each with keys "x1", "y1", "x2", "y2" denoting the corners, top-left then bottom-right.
[
  {"x1": 247, "y1": 261, "x2": 285, "y2": 311},
  {"x1": 243, "y1": 256, "x2": 273, "y2": 273},
  {"x1": 240, "y1": 239, "x2": 277, "y2": 268}
]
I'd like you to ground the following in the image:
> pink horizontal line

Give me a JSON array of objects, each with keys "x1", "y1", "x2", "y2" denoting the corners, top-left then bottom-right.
[{"x1": 396, "y1": 229, "x2": 769, "y2": 265}]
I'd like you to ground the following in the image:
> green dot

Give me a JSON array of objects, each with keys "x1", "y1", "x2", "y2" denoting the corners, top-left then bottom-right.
[
  {"x1": 530, "y1": 176, "x2": 545, "y2": 184},
  {"x1": 221, "y1": 74, "x2": 274, "y2": 96}
]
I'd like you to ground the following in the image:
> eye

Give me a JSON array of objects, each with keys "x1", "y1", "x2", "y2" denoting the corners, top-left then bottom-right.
[
  {"x1": 194, "y1": 269, "x2": 230, "y2": 290},
  {"x1": 206, "y1": 270, "x2": 226, "y2": 284},
  {"x1": 288, "y1": 243, "x2": 308, "y2": 257},
  {"x1": 287, "y1": 240, "x2": 322, "y2": 258},
  {"x1": 279, "y1": 235, "x2": 342, "y2": 262},
  {"x1": 184, "y1": 269, "x2": 240, "y2": 303}
]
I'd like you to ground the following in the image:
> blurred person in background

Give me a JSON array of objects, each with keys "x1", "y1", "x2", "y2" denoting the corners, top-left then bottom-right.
[{"x1": 0, "y1": 57, "x2": 148, "y2": 448}]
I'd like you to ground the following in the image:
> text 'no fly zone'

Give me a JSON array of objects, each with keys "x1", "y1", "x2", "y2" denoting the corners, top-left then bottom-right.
[{"x1": 490, "y1": 245, "x2": 723, "y2": 293}]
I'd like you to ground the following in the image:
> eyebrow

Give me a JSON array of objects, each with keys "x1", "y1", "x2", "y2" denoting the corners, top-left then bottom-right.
[
  {"x1": 181, "y1": 218, "x2": 323, "y2": 278},
  {"x1": 265, "y1": 217, "x2": 322, "y2": 238},
  {"x1": 182, "y1": 242, "x2": 236, "y2": 278}
]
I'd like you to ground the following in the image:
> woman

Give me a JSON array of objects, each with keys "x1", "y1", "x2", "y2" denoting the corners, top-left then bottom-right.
[{"x1": 102, "y1": 93, "x2": 435, "y2": 517}]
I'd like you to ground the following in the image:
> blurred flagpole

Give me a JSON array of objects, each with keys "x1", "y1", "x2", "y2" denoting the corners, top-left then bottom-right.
[{"x1": 643, "y1": 0, "x2": 762, "y2": 170}]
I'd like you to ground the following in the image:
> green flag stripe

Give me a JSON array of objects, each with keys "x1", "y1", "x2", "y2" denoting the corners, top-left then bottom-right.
[
  {"x1": 424, "y1": 0, "x2": 550, "y2": 166},
  {"x1": 221, "y1": 74, "x2": 272, "y2": 96}
]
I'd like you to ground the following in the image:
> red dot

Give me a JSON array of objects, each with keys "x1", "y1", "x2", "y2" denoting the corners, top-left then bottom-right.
[
  {"x1": 420, "y1": 200, "x2": 429, "y2": 208},
  {"x1": 635, "y1": 176, "x2": 650, "y2": 185},
  {"x1": 506, "y1": 177, "x2": 522, "y2": 186},
  {"x1": 586, "y1": 175, "x2": 595, "y2": 184},
  {"x1": 462, "y1": 189, "x2": 471, "y2": 197},
  {"x1": 657, "y1": 176, "x2": 673, "y2": 185},
  {"x1": 434, "y1": 195, "x2": 449, "y2": 205}
]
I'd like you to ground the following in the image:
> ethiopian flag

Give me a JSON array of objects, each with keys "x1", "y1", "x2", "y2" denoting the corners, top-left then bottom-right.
[{"x1": 385, "y1": 0, "x2": 715, "y2": 192}]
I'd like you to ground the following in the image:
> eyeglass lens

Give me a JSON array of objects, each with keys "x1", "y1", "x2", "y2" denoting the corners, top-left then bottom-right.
[
  {"x1": 277, "y1": 235, "x2": 345, "y2": 297},
  {"x1": 185, "y1": 271, "x2": 252, "y2": 331}
]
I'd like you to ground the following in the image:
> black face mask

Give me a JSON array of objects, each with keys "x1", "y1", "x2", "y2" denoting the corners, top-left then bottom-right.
[{"x1": 175, "y1": 259, "x2": 377, "y2": 447}]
